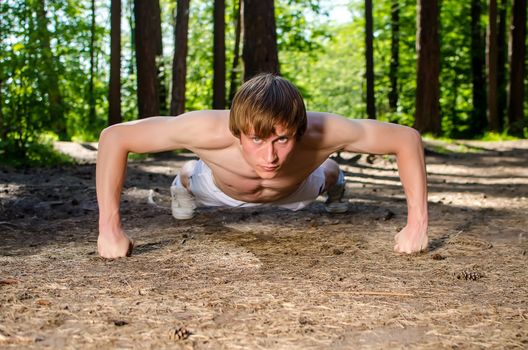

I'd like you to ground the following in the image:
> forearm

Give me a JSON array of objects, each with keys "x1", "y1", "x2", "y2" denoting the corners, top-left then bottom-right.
[
  {"x1": 395, "y1": 130, "x2": 428, "y2": 227},
  {"x1": 96, "y1": 127, "x2": 129, "y2": 232}
]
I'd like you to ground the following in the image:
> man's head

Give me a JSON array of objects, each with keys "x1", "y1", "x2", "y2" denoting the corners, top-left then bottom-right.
[
  {"x1": 229, "y1": 74, "x2": 307, "y2": 178},
  {"x1": 229, "y1": 73, "x2": 307, "y2": 140}
]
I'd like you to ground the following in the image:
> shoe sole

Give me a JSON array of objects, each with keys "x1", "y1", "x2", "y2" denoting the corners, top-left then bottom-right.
[
  {"x1": 172, "y1": 209, "x2": 195, "y2": 220},
  {"x1": 324, "y1": 203, "x2": 349, "y2": 214}
]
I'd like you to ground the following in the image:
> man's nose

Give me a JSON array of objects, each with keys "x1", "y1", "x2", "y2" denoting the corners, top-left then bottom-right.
[{"x1": 264, "y1": 143, "x2": 278, "y2": 163}]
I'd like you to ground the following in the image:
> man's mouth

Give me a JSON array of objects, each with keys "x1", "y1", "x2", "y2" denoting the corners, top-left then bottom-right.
[{"x1": 261, "y1": 165, "x2": 279, "y2": 172}]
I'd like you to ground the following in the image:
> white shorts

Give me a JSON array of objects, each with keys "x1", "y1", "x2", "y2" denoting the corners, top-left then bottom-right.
[{"x1": 172, "y1": 160, "x2": 326, "y2": 211}]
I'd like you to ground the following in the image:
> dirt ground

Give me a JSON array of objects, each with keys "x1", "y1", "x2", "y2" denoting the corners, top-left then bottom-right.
[{"x1": 1, "y1": 140, "x2": 527, "y2": 349}]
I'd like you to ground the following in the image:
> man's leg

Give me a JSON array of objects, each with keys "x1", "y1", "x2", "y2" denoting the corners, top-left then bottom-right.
[
  {"x1": 171, "y1": 160, "x2": 198, "y2": 219},
  {"x1": 321, "y1": 159, "x2": 348, "y2": 213}
]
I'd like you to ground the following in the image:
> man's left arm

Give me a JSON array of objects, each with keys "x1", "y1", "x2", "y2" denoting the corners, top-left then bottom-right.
[{"x1": 332, "y1": 118, "x2": 428, "y2": 253}]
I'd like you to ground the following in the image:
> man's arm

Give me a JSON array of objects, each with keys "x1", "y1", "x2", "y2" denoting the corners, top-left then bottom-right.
[
  {"x1": 96, "y1": 113, "x2": 224, "y2": 258},
  {"x1": 322, "y1": 116, "x2": 428, "y2": 253}
]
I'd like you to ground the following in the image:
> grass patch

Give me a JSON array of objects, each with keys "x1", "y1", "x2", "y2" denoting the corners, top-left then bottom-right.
[
  {"x1": 480, "y1": 131, "x2": 520, "y2": 142},
  {"x1": 0, "y1": 140, "x2": 74, "y2": 168}
]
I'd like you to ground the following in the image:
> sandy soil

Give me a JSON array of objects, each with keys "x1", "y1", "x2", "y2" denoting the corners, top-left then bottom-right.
[{"x1": 1, "y1": 140, "x2": 527, "y2": 349}]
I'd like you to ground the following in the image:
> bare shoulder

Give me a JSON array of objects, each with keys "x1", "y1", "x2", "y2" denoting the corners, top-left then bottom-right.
[
  {"x1": 306, "y1": 111, "x2": 421, "y2": 155},
  {"x1": 166, "y1": 110, "x2": 236, "y2": 150},
  {"x1": 305, "y1": 111, "x2": 364, "y2": 151}
]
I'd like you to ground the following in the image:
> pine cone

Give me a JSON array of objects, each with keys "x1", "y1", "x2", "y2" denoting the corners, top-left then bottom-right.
[{"x1": 171, "y1": 327, "x2": 191, "y2": 340}]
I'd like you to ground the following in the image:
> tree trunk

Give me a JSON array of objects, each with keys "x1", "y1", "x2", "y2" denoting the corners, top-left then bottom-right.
[
  {"x1": 213, "y1": 0, "x2": 226, "y2": 109},
  {"x1": 389, "y1": 0, "x2": 399, "y2": 112},
  {"x1": 128, "y1": 0, "x2": 135, "y2": 76},
  {"x1": 414, "y1": 0, "x2": 441, "y2": 134},
  {"x1": 156, "y1": 5, "x2": 167, "y2": 116},
  {"x1": 109, "y1": 0, "x2": 122, "y2": 126},
  {"x1": 365, "y1": 0, "x2": 376, "y2": 119},
  {"x1": 170, "y1": 0, "x2": 190, "y2": 116},
  {"x1": 487, "y1": 0, "x2": 499, "y2": 131},
  {"x1": 134, "y1": 0, "x2": 161, "y2": 118},
  {"x1": 507, "y1": 0, "x2": 526, "y2": 135},
  {"x1": 497, "y1": 0, "x2": 508, "y2": 131},
  {"x1": 0, "y1": 75, "x2": 4, "y2": 141},
  {"x1": 243, "y1": 0, "x2": 280, "y2": 81},
  {"x1": 35, "y1": 0, "x2": 66, "y2": 138},
  {"x1": 89, "y1": 0, "x2": 96, "y2": 125},
  {"x1": 470, "y1": 0, "x2": 487, "y2": 134},
  {"x1": 228, "y1": 0, "x2": 242, "y2": 106}
]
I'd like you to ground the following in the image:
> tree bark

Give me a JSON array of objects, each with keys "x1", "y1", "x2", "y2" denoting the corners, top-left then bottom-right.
[
  {"x1": 128, "y1": 0, "x2": 135, "y2": 76},
  {"x1": 228, "y1": 0, "x2": 242, "y2": 106},
  {"x1": 470, "y1": 0, "x2": 487, "y2": 134},
  {"x1": 156, "y1": 4, "x2": 167, "y2": 116},
  {"x1": 487, "y1": 0, "x2": 499, "y2": 131},
  {"x1": 0, "y1": 75, "x2": 4, "y2": 141},
  {"x1": 89, "y1": 0, "x2": 96, "y2": 125},
  {"x1": 213, "y1": 0, "x2": 226, "y2": 109},
  {"x1": 507, "y1": 0, "x2": 526, "y2": 135},
  {"x1": 389, "y1": 0, "x2": 399, "y2": 112},
  {"x1": 170, "y1": 0, "x2": 190, "y2": 116},
  {"x1": 414, "y1": 0, "x2": 441, "y2": 134},
  {"x1": 35, "y1": 0, "x2": 66, "y2": 138},
  {"x1": 243, "y1": 0, "x2": 280, "y2": 81},
  {"x1": 134, "y1": 0, "x2": 162, "y2": 118},
  {"x1": 497, "y1": 0, "x2": 508, "y2": 131},
  {"x1": 365, "y1": 0, "x2": 376, "y2": 119},
  {"x1": 109, "y1": 0, "x2": 122, "y2": 126}
]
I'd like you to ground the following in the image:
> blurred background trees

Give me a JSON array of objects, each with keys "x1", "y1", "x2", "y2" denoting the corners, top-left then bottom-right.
[{"x1": 0, "y1": 0, "x2": 527, "y2": 162}]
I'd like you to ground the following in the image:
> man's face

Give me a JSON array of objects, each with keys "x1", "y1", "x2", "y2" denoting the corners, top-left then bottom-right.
[{"x1": 239, "y1": 124, "x2": 297, "y2": 179}]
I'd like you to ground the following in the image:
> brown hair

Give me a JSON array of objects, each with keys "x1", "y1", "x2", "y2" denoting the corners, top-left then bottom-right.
[{"x1": 229, "y1": 73, "x2": 307, "y2": 139}]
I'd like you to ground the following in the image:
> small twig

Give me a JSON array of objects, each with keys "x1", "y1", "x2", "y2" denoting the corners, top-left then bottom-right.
[
  {"x1": 0, "y1": 222, "x2": 18, "y2": 230},
  {"x1": 326, "y1": 291, "x2": 414, "y2": 297}
]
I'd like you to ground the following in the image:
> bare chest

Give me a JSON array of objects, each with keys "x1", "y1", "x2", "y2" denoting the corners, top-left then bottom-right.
[{"x1": 201, "y1": 152, "x2": 322, "y2": 203}]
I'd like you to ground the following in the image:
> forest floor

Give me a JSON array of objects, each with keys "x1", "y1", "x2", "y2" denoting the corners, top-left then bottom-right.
[{"x1": 0, "y1": 139, "x2": 527, "y2": 349}]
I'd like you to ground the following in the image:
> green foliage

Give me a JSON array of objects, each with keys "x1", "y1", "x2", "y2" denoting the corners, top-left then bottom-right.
[
  {"x1": 1, "y1": 0, "x2": 527, "y2": 167},
  {"x1": 0, "y1": 135, "x2": 73, "y2": 167},
  {"x1": 1, "y1": 0, "x2": 110, "y2": 160}
]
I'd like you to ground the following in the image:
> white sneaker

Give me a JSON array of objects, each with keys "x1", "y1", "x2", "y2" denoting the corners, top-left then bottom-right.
[{"x1": 170, "y1": 185, "x2": 197, "y2": 220}]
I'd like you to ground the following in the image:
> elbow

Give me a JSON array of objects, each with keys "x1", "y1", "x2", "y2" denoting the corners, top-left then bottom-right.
[
  {"x1": 407, "y1": 127, "x2": 423, "y2": 148},
  {"x1": 98, "y1": 124, "x2": 125, "y2": 151}
]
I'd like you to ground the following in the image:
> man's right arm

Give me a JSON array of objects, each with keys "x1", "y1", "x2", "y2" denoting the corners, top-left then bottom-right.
[{"x1": 95, "y1": 114, "x2": 219, "y2": 258}]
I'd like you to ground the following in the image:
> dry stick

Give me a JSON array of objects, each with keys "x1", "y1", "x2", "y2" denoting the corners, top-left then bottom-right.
[{"x1": 326, "y1": 291, "x2": 415, "y2": 297}]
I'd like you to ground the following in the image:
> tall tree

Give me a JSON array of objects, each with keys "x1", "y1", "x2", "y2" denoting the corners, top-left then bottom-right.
[
  {"x1": 389, "y1": 0, "x2": 400, "y2": 112},
  {"x1": 365, "y1": 0, "x2": 376, "y2": 119},
  {"x1": 228, "y1": 0, "x2": 242, "y2": 106},
  {"x1": 507, "y1": 0, "x2": 526, "y2": 135},
  {"x1": 470, "y1": 0, "x2": 487, "y2": 134},
  {"x1": 414, "y1": 0, "x2": 441, "y2": 134},
  {"x1": 128, "y1": 0, "x2": 135, "y2": 75},
  {"x1": 487, "y1": 0, "x2": 499, "y2": 131},
  {"x1": 170, "y1": 0, "x2": 190, "y2": 116},
  {"x1": 0, "y1": 74, "x2": 4, "y2": 142},
  {"x1": 497, "y1": 0, "x2": 508, "y2": 131},
  {"x1": 213, "y1": 0, "x2": 226, "y2": 109},
  {"x1": 243, "y1": 0, "x2": 280, "y2": 80},
  {"x1": 156, "y1": 10, "x2": 167, "y2": 116},
  {"x1": 109, "y1": 0, "x2": 122, "y2": 126},
  {"x1": 36, "y1": 0, "x2": 66, "y2": 137},
  {"x1": 89, "y1": 0, "x2": 96, "y2": 125},
  {"x1": 134, "y1": 0, "x2": 162, "y2": 118}
]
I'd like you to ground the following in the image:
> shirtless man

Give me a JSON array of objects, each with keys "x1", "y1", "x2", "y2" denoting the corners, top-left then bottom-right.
[{"x1": 96, "y1": 74, "x2": 428, "y2": 258}]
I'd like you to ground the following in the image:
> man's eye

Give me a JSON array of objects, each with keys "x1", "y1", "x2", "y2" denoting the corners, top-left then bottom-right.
[
  {"x1": 277, "y1": 137, "x2": 288, "y2": 143},
  {"x1": 252, "y1": 137, "x2": 262, "y2": 144}
]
